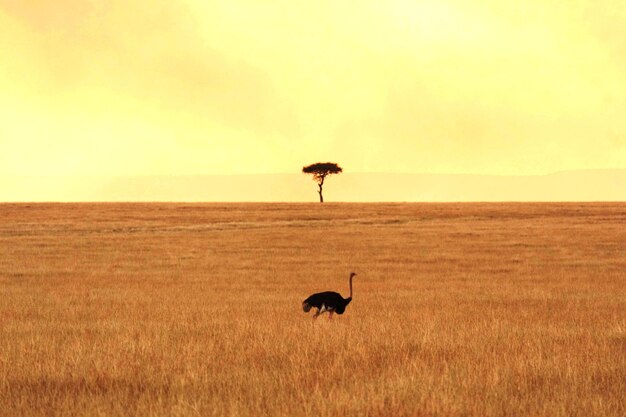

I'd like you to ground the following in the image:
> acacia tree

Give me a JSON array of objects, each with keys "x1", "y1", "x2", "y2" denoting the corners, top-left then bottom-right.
[{"x1": 302, "y1": 162, "x2": 343, "y2": 203}]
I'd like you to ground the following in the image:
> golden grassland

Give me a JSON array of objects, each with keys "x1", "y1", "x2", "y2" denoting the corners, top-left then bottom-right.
[{"x1": 0, "y1": 203, "x2": 624, "y2": 417}]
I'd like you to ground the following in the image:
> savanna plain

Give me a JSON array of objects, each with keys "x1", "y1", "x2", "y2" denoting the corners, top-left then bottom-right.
[{"x1": 0, "y1": 203, "x2": 624, "y2": 417}]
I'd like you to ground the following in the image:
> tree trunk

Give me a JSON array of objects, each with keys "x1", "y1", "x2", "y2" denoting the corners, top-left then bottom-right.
[{"x1": 317, "y1": 175, "x2": 325, "y2": 203}]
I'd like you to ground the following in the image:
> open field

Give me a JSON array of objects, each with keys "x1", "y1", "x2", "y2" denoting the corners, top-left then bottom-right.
[{"x1": 0, "y1": 203, "x2": 625, "y2": 417}]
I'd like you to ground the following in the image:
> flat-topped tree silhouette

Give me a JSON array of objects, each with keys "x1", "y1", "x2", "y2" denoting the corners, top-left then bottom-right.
[{"x1": 302, "y1": 162, "x2": 343, "y2": 203}]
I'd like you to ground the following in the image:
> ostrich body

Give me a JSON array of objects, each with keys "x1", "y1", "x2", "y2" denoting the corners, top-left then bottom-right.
[{"x1": 302, "y1": 272, "x2": 356, "y2": 320}]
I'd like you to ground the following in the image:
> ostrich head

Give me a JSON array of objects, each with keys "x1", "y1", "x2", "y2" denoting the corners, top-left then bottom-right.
[{"x1": 350, "y1": 272, "x2": 357, "y2": 278}]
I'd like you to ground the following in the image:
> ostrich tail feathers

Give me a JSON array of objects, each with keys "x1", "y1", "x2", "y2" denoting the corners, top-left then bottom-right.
[{"x1": 302, "y1": 301, "x2": 312, "y2": 312}]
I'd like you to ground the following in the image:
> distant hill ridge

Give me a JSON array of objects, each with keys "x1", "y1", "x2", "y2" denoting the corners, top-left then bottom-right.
[{"x1": 1, "y1": 170, "x2": 625, "y2": 202}]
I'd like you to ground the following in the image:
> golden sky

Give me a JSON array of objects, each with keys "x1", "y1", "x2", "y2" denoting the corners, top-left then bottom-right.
[{"x1": 1, "y1": 0, "x2": 625, "y2": 180}]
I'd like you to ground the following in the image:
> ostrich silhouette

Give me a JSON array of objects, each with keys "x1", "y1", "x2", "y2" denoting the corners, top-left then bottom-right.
[{"x1": 302, "y1": 272, "x2": 356, "y2": 320}]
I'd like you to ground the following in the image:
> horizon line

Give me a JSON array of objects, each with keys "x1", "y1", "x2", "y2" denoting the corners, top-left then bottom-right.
[{"x1": 2, "y1": 168, "x2": 625, "y2": 178}]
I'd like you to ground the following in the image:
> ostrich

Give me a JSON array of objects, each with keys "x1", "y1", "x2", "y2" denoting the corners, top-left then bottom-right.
[{"x1": 302, "y1": 272, "x2": 356, "y2": 320}]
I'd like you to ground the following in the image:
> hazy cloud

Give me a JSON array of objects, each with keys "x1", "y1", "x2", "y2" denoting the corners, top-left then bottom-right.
[{"x1": 0, "y1": 0, "x2": 624, "y2": 178}]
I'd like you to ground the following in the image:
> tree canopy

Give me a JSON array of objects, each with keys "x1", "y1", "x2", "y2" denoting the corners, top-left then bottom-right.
[{"x1": 302, "y1": 162, "x2": 343, "y2": 182}]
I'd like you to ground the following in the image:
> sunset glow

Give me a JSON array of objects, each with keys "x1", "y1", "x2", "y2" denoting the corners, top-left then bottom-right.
[{"x1": 1, "y1": 0, "x2": 624, "y2": 199}]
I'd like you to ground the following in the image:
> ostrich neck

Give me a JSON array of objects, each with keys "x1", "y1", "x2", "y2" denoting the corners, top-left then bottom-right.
[{"x1": 348, "y1": 275, "x2": 353, "y2": 299}]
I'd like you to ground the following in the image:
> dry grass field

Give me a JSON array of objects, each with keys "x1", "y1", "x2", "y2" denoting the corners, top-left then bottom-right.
[{"x1": 0, "y1": 203, "x2": 624, "y2": 417}]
